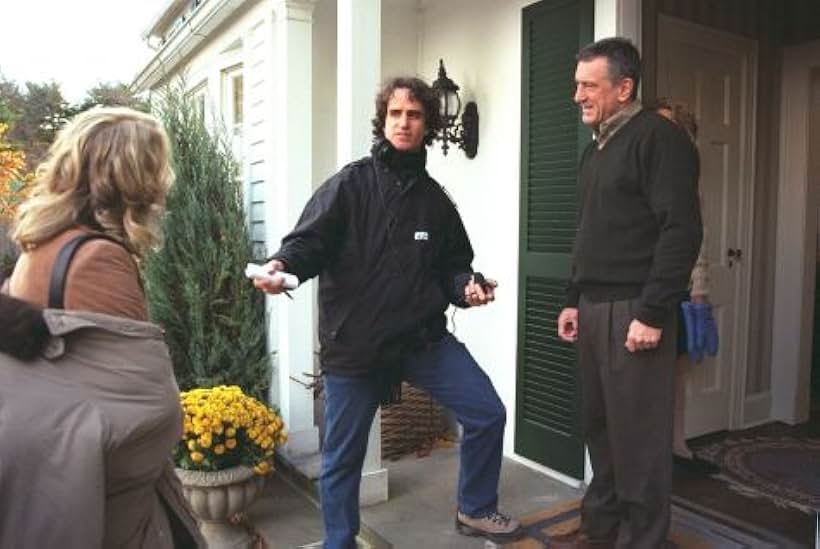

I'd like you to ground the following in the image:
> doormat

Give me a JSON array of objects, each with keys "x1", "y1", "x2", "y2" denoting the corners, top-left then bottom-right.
[
  {"x1": 696, "y1": 436, "x2": 820, "y2": 515},
  {"x1": 501, "y1": 499, "x2": 794, "y2": 548}
]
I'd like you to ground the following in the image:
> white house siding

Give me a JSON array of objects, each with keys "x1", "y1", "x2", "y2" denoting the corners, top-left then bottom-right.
[
  {"x1": 245, "y1": 14, "x2": 272, "y2": 259},
  {"x1": 162, "y1": 2, "x2": 271, "y2": 257},
  {"x1": 413, "y1": 0, "x2": 539, "y2": 458}
]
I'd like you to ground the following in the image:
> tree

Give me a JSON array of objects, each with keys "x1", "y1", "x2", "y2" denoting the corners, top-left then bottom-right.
[
  {"x1": 0, "y1": 121, "x2": 29, "y2": 278},
  {"x1": 0, "y1": 122, "x2": 29, "y2": 221},
  {"x1": 0, "y1": 76, "x2": 147, "y2": 172},
  {"x1": 0, "y1": 76, "x2": 23, "y2": 127},
  {"x1": 76, "y1": 82, "x2": 149, "y2": 113},
  {"x1": 143, "y1": 83, "x2": 270, "y2": 402},
  {"x1": 0, "y1": 79, "x2": 70, "y2": 171}
]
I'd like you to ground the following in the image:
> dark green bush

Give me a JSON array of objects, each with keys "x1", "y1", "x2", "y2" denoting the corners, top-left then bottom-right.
[{"x1": 143, "y1": 83, "x2": 270, "y2": 402}]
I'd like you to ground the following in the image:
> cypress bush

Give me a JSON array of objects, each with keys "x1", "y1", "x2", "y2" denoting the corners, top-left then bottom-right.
[{"x1": 143, "y1": 83, "x2": 270, "y2": 402}]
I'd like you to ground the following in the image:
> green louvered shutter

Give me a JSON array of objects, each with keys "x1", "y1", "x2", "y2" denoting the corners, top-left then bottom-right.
[{"x1": 515, "y1": 0, "x2": 592, "y2": 479}]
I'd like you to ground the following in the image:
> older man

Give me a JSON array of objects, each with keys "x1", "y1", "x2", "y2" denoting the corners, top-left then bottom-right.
[
  {"x1": 557, "y1": 38, "x2": 702, "y2": 548},
  {"x1": 255, "y1": 77, "x2": 522, "y2": 549}
]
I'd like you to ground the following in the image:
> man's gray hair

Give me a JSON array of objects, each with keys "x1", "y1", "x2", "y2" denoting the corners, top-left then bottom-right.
[{"x1": 577, "y1": 37, "x2": 641, "y2": 100}]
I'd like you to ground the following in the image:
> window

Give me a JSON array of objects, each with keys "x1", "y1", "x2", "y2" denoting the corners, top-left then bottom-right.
[
  {"x1": 189, "y1": 80, "x2": 208, "y2": 122},
  {"x1": 221, "y1": 65, "x2": 243, "y2": 133},
  {"x1": 232, "y1": 74, "x2": 243, "y2": 126},
  {"x1": 221, "y1": 65, "x2": 244, "y2": 162}
]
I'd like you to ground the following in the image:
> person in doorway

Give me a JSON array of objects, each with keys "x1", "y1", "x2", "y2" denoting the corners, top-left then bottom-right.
[
  {"x1": 253, "y1": 77, "x2": 523, "y2": 548},
  {"x1": 555, "y1": 38, "x2": 702, "y2": 548},
  {"x1": 649, "y1": 98, "x2": 720, "y2": 476}
]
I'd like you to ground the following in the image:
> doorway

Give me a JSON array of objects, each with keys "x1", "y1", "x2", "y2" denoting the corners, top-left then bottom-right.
[
  {"x1": 772, "y1": 40, "x2": 820, "y2": 425},
  {"x1": 656, "y1": 15, "x2": 756, "y2": 437}
]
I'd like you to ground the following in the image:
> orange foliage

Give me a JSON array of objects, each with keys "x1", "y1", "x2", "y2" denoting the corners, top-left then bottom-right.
[{"x1": 0, "y1": 123, "x2": 31, "y2": 220}]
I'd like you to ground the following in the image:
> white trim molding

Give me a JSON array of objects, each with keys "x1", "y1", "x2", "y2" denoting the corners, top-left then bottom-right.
[
  {"x1": 268, "y1": 0, "x2": 321, "y2": 459},
  {"x1": 771, "y1": 40, "x2": 820, "y2": 424},
  {"x1": 594, "y1": 0, "x2": 641, "y2": 46},
  {"x1": 272, "y1": 0, "x2": 319, "y2": 22},
  {"x1": 133, "y1": 0, "x2": 250, "y2": 92},
  {"x1": 335, "y1": 0, "x2": 388, "y2": 506}
]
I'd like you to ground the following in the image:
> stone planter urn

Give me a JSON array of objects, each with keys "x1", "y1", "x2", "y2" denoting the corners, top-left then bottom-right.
[{"x1": 176, "y1": 465, "x2": 266, "y2": 549}]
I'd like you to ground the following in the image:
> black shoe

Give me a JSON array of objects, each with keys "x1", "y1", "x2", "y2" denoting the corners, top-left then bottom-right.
[{"x1": 673, "y1": 453, "x2": 720, "y2": 475}]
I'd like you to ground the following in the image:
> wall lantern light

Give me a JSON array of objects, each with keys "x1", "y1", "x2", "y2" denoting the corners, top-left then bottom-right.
[{"x1": 431, "y1": 59, "x2": 479, "y2": 158}]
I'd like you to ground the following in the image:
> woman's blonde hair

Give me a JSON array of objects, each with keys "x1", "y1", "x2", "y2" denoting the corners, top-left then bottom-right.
[{"x1": 12, "y1": 106, "x2": 173, "y2": 258}]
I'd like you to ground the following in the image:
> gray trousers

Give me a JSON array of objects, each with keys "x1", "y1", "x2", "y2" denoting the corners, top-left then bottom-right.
[{"x1": 578, "y1": 296, "x2": 676, "y2": 549}]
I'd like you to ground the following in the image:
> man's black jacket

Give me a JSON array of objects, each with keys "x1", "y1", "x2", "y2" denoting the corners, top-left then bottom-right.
[{"x1": 271, "y1": 143, "x2": 474, "y2": 375}]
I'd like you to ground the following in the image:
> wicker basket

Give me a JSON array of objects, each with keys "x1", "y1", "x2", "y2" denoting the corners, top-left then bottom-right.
[{"x1": 381, "y1": 383, "x2": 444, "y2": 461}]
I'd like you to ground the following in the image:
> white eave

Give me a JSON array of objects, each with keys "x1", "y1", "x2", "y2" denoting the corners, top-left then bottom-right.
[
  {"x1": 142, "y1": 0, "x2": 191, "y2": 41},
  {"x1": 132, "y1": 0, "x2": 248, "y2": 93}
]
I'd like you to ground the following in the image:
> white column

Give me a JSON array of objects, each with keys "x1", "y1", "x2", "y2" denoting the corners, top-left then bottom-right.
[
  {"x1": 270, "y1": 0, "x2": 321, "y2": 459},
  {"x1": 337, "y1": 0, "x2": 381, "y2": 165},
  {"x1": 337, "y1": 0, "x2": 388, "y2": 506},
  {"x1": 594, "y1": 0, "x2": 641, "y2": 46}
]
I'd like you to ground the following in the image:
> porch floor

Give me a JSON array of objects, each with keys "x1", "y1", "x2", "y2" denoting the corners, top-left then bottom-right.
[
  {"x1": 248, "y1": 446, "x2": 581, "y2": 548},
  {"x1": 248, "y1": 435, "x2": 816, "y2": 547}
]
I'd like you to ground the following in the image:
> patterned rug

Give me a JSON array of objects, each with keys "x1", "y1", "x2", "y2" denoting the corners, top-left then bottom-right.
[
  {"x1": 696, "y1": 436, "x2": 820, "y2": 515},
  {"x1": 501, "y1": 499, "x2": 798, "y2": 548}
]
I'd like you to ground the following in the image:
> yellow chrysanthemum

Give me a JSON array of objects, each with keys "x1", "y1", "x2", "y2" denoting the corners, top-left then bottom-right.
[
  {"x1": 253, "y1": 461, "x2": 271, "y2": 475},
  {"x1": 176, "y1": 386, "x2": 287, "y2": 474}
]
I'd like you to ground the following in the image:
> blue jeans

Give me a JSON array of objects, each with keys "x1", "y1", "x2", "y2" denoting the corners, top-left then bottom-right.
[{"x1": 319, "y1": 334, "x2": 506, "y2": 549}]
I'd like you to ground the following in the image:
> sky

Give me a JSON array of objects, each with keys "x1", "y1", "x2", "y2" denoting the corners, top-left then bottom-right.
[{"x1": 0, "y1": 0, "x2": 172, "y2": 103}]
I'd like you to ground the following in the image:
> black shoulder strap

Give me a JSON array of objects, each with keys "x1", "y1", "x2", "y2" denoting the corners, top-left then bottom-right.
[{"x1": 48, "y1": 233, "x2": 122, "y2": 309}]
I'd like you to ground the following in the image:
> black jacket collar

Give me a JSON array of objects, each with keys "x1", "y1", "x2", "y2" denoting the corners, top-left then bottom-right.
[{"x1": 371, "y1": 138, "x2": 427, "y2": 184}]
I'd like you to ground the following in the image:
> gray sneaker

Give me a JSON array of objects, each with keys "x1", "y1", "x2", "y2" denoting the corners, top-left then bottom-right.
[{"x1": 455, "y1": 510, "x2": 524, "y2": 543}]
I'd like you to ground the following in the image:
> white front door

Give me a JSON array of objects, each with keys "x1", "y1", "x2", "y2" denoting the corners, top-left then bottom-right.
[{"x1": 657, "y1": 16, "x2": 757, "y2": 436}]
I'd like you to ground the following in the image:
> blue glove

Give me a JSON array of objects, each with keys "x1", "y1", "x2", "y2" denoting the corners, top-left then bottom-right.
[
  {"x1": 696, "y1": 303, "x2": 719, "y2": 357},
  {"x1": 681, "y1": 301, "x2": 703, "y2": 363}
]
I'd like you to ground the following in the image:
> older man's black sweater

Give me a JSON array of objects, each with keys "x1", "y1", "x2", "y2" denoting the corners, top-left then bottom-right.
[{"x1": 566, "y1": 109, "x2": 702, "y2": 328}]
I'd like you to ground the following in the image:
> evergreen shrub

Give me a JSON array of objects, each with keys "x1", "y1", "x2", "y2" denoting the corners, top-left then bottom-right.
[{"x1": 143, "y1": 83, "x2": 270, "y2": 402}]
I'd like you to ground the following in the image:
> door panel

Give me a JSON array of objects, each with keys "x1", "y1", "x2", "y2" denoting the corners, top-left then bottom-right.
[
  {"x1": 515, "y1": 0, "x2": 592, "y2": 479},
  {"x1": 658, "y1": 16, "x2": 755, "y2": 435}
]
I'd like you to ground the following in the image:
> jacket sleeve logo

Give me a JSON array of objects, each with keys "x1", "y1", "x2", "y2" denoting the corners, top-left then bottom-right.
[{"x1": 414, "y1": 231, "x2": 429, "y2": 241}]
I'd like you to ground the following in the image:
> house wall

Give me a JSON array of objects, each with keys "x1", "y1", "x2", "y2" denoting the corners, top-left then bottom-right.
[
  {"x1": 382, "y1": 0, "x2": 420, "y2": 80},
  {"x1": 416, "y1": 0, "x2": 541, "y2": 457},
  {"x1": 148, "y1": 0, "x2": 271, "y2": 256}
]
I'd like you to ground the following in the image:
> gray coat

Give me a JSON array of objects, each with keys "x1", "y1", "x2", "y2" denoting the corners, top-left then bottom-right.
[{"x1": 0, "y1": 307, "x2": 205, "y2": 548}]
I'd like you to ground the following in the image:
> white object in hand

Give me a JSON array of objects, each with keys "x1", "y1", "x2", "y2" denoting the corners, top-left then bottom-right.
[{"x1": 244, "y1": 263, "x2": 299, "y2": 289}]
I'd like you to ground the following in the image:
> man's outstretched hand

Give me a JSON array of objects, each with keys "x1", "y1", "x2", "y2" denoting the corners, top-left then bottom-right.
[{"x1": 253, "y1": 259, "x2": 289, "y2": 295}]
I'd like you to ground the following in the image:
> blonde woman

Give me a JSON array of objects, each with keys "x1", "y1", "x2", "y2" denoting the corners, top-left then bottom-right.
[
  {"x1": 1, "y1": 107, "x2": 205, "y2": 548},
  {"x1": 651, "y1": 99, "x2": 719, "y2": 475},
  {"x1": 9, "y1": 106, "x2": 170, "y2": 318}
]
